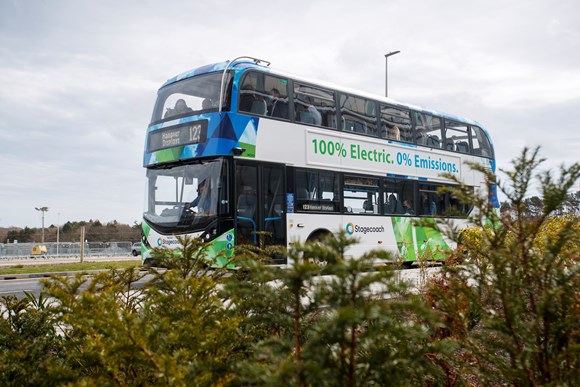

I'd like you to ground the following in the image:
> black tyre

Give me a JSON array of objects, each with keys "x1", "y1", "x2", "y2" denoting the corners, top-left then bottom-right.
[
  {"x1": 401, "y1": 261, "x2": 414, "y2": 269},
  {"x1": 304, "y1": 230, "x2": 332, "y2": 265}
]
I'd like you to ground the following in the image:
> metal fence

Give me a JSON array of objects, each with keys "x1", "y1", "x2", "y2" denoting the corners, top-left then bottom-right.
[{"x1": 0, "y1": 241, "x2": 133, "y2": 260}]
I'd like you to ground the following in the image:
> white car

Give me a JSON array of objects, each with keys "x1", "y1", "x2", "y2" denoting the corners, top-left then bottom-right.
[{"x1": 131, "y1": 242, "x2": 141, "y2": 256}]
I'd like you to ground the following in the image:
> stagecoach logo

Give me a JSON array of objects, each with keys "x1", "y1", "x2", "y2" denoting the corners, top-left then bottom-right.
[
  {"x1": 345, "y1": 222, "x2": 385, "y2": 235},
  {"x1": 346, "y1": 222, "x2": 355, "y2": 235},
  {"x1": 157, "y1": 237, "x2": 180, "y2": 247}
]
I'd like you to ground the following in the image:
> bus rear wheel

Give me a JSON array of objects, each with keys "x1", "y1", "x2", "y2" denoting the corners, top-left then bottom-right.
[
  {"x1": 304, "y1": 230, "x2": 332, "y2": 266},
  {"x1": 401, "y1": 261, "x2": 415, "y2": 269}
]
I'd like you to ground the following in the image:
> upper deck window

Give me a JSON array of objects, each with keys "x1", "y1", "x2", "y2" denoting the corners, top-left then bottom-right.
[
  {"x1": 151, "y1": 72, "x2": 232, "y2": 123},
  {"x1": 470, "y1": 125, "x2": 493, "y2": 158},
  {"x1": 293, "y1": 83, "x2": 336, "y2": 129},
  {"x1": 239, "y1": 72, "x2": 289, "y2": 119},
  {"x1": 340, "y1": 95, "x2": 378, "y2": 136},
  {"x1": 444, "y1": 120, "x2": 471, "y2": 154},
  {"x1": 414, "y1": 112, "x2": 442, "y2": 148},
  {"x1": 380, "y1": 105, "x2": 413, "y2": 143}
]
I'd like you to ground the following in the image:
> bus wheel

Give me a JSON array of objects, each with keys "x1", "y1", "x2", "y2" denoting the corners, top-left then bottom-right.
[
  {"x1": 304, "y1": 230, "x2": 332, "y2": 266},
  {"x1": 401, "y1": 261, "x2": 414, "y2": 269}
]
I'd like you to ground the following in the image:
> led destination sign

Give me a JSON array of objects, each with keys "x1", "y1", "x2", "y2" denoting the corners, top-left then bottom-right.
[{"x1": 148, "y1": 120, "x2": 208, "y2": 152}]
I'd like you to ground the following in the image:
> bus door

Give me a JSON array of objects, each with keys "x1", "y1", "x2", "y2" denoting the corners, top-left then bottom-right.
[{"x1": 234, "y1": 161, "x2": 286, "y2": 252}]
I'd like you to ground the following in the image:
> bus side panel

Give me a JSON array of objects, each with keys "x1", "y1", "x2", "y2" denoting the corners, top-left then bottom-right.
[
  {"x1": 254, "y1": 119, "x2": 304, "y2": 166},
  {"x1": 285, "y1": 213, "x2": 461, "y2": 262},
  {"x1": 286, "y1": 213, "x2": 399, "y2": 259}
]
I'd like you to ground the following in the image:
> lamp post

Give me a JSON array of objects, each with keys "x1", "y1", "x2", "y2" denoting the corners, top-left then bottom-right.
[
  {"x1": 35, "y1": 206, "x2": 49, "y2": 243},
  {"x1": 57, "y1": 212, "x2": 60, "y2": 256},
  {"x1": 384, "y1": 51, "x2": 401, "y2": 98}
]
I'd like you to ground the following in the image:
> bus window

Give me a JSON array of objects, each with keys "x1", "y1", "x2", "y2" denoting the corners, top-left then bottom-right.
[
  {"x1": 340, "y1": 95, "x2": 378, "y2": 136},
  {"x1": 151, "y1": 72, "x2": 231, "y2": 122},
  {"x1": 380, "y1": 105, "x2": 412, "y2": 143},
  {"x1": 444, "y1": 120, "x2": 470, "y2": 153},
  {"x1": 239, "y1": 72, "x2": 289, "y2": 118},
  {"x1": 450, "y1": 187, "x2": 474, "y2": 216},
  {"x1": 383, "y1": 178, "x2": 414, "y2": 215},
  {"x1": 295, "y1": 169, "x2": 339, "y2": 212},
  {"x1": 293, "y1": 83, "x2": 336, "y2": 128},
  {"x1": 418, "y1": 183, "x2": 473, "y2": 217},
  {"x1": 414, "y1": 112, "x2": 442, "y2": 148},
  {"x1": 343, "y1": 176, "x2": 379, "y2": 214},
  {"x1": 418, "y1": 183, "x2": 440, "y2": 216},
  {"x1": 470, "y1": 126, "x2": 493, "y2": 158}
]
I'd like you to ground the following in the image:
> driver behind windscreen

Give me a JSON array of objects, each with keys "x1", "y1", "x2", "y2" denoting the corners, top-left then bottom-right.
[{"x1": 186, "y1": 179, "x2": 211, "y2": 215}]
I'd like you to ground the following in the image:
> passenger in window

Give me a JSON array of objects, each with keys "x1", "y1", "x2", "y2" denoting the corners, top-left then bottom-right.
[
  {"x1": 420, "y1": 193, "x2": 436, "y2": 215},
  {"x1": 268, "y1": 88, "x2": 288, "y2": 119},
  {"x1": 305, "y1": 96, "x2": 322, "y2": 125},
  {"x1": 296, "y1": 101, "x2": 317, "y2": 124},
  {"x1": 165, "y1": 99, "x2": 193, "y2": 118},
  {"x1": 385, "y1": 193, "x2": 398, "y2": 214},
  {"x1": 295, "y1": 102, "x2": 311, "y2": 123},
  {"x1": 402, "y1": 199, "x2": 415, "y2": 215},
  {"x1": 388, "y1": 125, "x2": 401, "y2": 140},
  {"x1": 174, "y1": 99, "x2": 193, "y2": 115}
]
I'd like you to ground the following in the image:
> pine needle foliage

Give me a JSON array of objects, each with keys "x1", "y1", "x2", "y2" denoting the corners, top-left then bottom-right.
[
  {"x1": 2, "y1": 146, "x2": 577, "y2": 386},
  {"x1": 41, "y1": 236, "x2": 242, "y2": 386},
  {"x1": 225, "y1": 232, "x2": 454, "y2": 386},
  {"x1": 0, "y1": 292, "x2": 69, "y2": 386},
  {"x1": 427, "y1": 146, "x2": 580, "y2": 385}
]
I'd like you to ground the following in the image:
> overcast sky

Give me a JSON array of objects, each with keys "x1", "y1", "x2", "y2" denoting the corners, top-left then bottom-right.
[{"x1": 1, "y1": 0, "x2": 579, "y2": 229}]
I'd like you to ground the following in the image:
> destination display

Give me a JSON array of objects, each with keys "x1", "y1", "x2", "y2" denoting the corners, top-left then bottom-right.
[{"x1": 148, "y1": 120, "x2": 208, "y2": 152}]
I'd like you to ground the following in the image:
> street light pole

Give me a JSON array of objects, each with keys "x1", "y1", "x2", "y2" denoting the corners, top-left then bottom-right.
[
  {"x1": 35, "y1": 206, "x2": 49, "y2": 243},
  {"x1": 57, "y1": 212, "x2": 60, "y2": 256},
  {"x1": 384, "y1": 51, "x2": 401, "y2": 98}
]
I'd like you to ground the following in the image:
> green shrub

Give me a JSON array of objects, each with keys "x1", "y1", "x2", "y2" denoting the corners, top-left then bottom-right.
[
  {"x1": 2, "y1": 147, "x2": 577, "y2": 386},
  {"x1": 428, "y1": 147, "x2": 580, "y2": 385}
]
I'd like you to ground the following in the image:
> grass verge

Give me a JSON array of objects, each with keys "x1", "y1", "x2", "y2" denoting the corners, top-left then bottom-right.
[{"x1": 0, "y1": 260, "x2": 142, "y2": 275}]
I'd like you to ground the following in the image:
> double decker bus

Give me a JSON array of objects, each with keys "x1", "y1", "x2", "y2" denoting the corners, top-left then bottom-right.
[{"x1": 141, "y1": 56, "x2": 497, "y2": 266}]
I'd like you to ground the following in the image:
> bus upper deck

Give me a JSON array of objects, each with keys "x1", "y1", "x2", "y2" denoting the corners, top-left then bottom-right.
[{"x1": 144, "y1": 57, "x2": 494, "y2": 172}]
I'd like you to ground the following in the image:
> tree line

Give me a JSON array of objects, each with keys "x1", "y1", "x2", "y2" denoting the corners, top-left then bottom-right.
[
  {"x1": 0, "y1": 220, "x2": 142, "y2": 244},
  {"x1": 500, "y1": 190, "x2": 580, "y2": 218}
]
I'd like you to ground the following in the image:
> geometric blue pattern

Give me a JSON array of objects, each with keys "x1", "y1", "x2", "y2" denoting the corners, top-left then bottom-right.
[{"x1": 144, "y1": 112, "x2": 259, "y2": 166}]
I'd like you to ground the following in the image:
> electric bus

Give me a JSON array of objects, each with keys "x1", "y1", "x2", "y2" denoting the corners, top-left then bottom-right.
[{"x1": 141, "y1": 56, "x2": 497, "y2": 266}]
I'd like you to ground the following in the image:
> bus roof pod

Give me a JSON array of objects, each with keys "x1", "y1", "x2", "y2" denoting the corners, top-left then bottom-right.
[{"x1": 219, "y1": 56, "x2": 271, "y2": 113}]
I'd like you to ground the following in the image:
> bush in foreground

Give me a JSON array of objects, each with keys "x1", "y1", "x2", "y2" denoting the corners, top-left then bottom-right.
[
  {"x1": 428, "y1": 147, "x2": 580, "y2": 385},
  {"x1": 0, "y1": 147, "x2": 578, "y2": 386}
]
